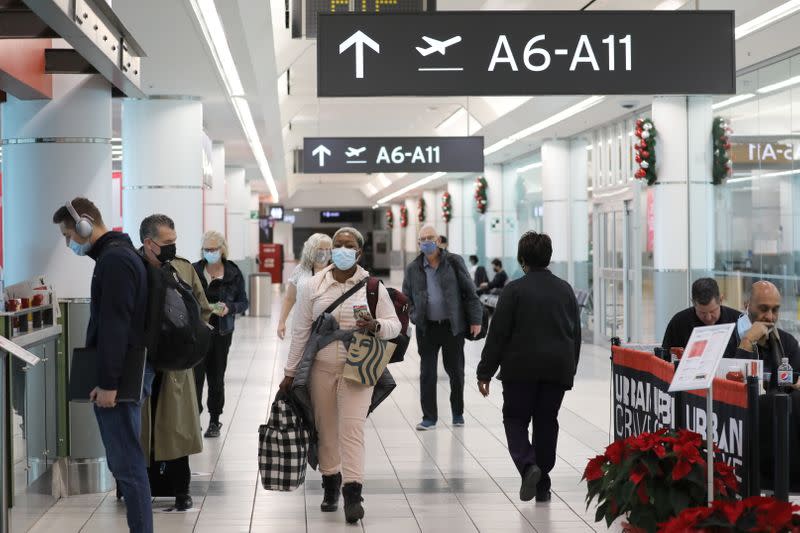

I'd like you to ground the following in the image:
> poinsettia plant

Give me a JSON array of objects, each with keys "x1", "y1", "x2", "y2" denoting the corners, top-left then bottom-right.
[
  {"x1": 659, "y1": 496, "x2": 800, "y2": 532},
  {"x1": 583, "y1": 429, "x2": 738, "y2": 533}
]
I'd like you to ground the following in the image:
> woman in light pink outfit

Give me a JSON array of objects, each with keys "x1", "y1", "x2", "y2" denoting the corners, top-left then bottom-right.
[{"x1": 280, "y1": 227, "x2": 400, "y2": 524}]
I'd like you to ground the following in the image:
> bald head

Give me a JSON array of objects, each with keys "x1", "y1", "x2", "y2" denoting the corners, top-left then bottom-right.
[
  {"x1": 747, "y1": 281, "x2": 782, "y2": 325},
  {"x1": 418, "y1": 224, "x2": 438, "y2": 240}
]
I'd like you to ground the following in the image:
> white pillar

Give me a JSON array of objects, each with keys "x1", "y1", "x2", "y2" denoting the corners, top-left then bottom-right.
[
  {"x1": 389, "y1": 203, "x2": 404, "y2": 284},
  {"x1": 570, "y1": 138, "x2": 590, "y2": 290},
  {"x1": 247, "y1": 188, "x2": 258, "y2": 258},
  {"x1": 652, "y1": 96, "x2": 713, "y2": 340},
  {"x1": 2, "y1": 75, "x2": 111, "y2": 298},
  {"x1": 422, "y1": 190, "x2": 437, "y2": 234},
  {"x1": 205, "y1": 142, "x2": 226, "y2": 234},
  {"x1": 542, "y1": 140, "x2": 571, "y2": 280},
  {"x1": 122, "y1": 96, "x2": 204, "y2": 262},
  {"x1": 390, "y1": 204, "x2": 402, "y2": 252},
  {"x1": 226, "y1": 167, "x2": 247, "y2": 261},
  {"x1": 404, "y1": 197, "x2": 418, "y2": 254},
  {"x1": 484, "y1": 165, "x2": 503, "y2": 261},
  {"x1": 433, "y1": 189, "x2": 447, "y2": 237},
  {"x1": 447, "y1": 180, "x2": 465, "y2": 255}
]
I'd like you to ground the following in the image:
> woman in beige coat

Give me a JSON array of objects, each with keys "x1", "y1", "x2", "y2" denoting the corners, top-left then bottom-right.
[{"x1": 281, "y1": 227, "x2": 400, "y2": 524}]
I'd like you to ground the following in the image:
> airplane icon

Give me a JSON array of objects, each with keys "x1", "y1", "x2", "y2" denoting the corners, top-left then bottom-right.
[
  {"x1": 416, "y1": 36, "x2": 462, "y2": 56},
  {"x1": 346, "y1": 146, "x2": 367, "y2": 157}
]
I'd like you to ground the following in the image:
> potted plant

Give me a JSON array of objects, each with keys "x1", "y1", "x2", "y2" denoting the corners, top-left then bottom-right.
[
  {"x1": 583, "y1": 429, "x2": 739, "y2": 533},
  {"x1": 659, "y1": 496, "x2": 800, "y2": 532}
]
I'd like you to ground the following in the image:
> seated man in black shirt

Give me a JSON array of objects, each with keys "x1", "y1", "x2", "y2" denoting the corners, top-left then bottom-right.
[
  {"x1": 478, "y1": 259, "x2": 508, "y2": 295},
  {"x1": 662, "y1": 277, "x2": 740, "y2": 358}
]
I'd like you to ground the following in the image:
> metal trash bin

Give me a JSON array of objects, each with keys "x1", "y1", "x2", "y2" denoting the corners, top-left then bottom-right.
[{"x1": 249, "y1": 273, "x2": 272, "y2": 317}]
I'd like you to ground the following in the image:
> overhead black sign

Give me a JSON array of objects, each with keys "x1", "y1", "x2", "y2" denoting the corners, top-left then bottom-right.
[
  {"x1": 302, "y1": 0, "x2": 423, "y2": 39},
  {"x1": 317, "y1": 11, "x2": 735, "y2": 97},
  {"x1": 302, "y1": 136, "x2": 484, "y2": 173}
]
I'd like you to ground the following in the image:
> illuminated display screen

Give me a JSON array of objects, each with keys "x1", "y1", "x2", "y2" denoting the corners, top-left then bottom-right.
[{"x1": 305, "y1": 0, "x2": 423, "y2": 38}]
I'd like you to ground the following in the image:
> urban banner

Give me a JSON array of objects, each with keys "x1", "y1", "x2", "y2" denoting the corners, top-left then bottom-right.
[{"x1": 612, "y1": 347, "x2": 750, "y2": 477}]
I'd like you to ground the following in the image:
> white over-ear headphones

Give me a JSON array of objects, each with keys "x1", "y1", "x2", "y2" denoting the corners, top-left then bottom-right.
[{"x1": 65, "y1": 201, "x2": 94, "y2": 239}]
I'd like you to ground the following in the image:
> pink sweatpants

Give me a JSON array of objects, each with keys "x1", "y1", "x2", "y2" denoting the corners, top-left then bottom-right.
[{"x1": 309, "y1": 360, "x2": 374, "y2": 483}]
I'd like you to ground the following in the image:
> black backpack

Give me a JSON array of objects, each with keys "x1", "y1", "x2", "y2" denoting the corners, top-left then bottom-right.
[{"x1": 142, "y1": 261, "x2": 211, "y2": 371}]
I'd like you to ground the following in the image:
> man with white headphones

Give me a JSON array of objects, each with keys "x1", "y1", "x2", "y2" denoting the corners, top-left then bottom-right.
[{"x1": 52, "y1": 198, "x2": 154, "y2": 533}]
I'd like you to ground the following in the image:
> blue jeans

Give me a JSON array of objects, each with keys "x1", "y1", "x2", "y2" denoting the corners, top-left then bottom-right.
[{"x1": 94, "y1": 364, "x2": 155, "y2": 533}]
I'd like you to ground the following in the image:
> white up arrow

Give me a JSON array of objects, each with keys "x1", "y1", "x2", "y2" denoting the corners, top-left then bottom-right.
[
  {"x1": 312, "y1": 144, "x2": 331, "y2": 167},
  {"x1": 339, "y1": 30, "x2": 380, "y2": 79}
]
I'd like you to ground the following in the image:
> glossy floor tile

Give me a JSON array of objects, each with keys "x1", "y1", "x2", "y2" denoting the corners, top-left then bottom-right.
[{"x1": 27, "y1": 287, "x2": 619, "y2": 532}]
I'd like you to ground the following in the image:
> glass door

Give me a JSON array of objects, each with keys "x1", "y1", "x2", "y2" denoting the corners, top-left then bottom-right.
[{"x1": 596, "y1": 200, "x2": 633, "y2": 342}]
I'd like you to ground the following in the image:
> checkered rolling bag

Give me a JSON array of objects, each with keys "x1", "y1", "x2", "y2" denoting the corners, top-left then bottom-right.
[{"x1": 258, "y1": 395, "x2": 310, "y2": 491}]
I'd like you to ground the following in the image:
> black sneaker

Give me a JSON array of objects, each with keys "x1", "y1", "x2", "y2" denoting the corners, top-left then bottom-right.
[
  {"x1": 535, "y1": 488, "x2": 552, "y2": 503},
  {"x1": 204, "y1": 421, "x2": 222, "y2": 438},
  {"x1": 174, "y1": 494, "x2": 193, "y2": 511}
]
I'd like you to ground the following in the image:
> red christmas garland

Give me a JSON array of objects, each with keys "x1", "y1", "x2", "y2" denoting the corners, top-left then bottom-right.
[
  {"x1": 385, "y1": 208, "x2": 394, "y2": 229},
  {"x1": 441, "y1": 192, "x2": 452, "y2": 224},
  {"x1": 633, "y1": 118, "x2": 657, "y2": 186},
  {"x1": 417, "y1": 197, "x2": 426, "y2": 223},
  {"x1": 474, "y1": 176, "x2": 488, "y2": 214},
  {"x1": 399, "y1": 205, "x2": 408, "y2": 228}
]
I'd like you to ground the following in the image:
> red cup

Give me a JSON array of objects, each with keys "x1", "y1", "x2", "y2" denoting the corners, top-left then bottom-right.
[
  {"x1": 670, "y1": 347, "x2": 684, "y2": 360},
  {"x1": 31, "y1": 294, "x2": 44, "y2": 306},
  {"x1": 725, "y1": 371, "x2": 745, "y2": 383},
  {"x1": 5, "y1": 299, "x2": 20, "y2": 312},
  {"x1": 20, "y1": 298, "x2": 30, "y2": 309}
]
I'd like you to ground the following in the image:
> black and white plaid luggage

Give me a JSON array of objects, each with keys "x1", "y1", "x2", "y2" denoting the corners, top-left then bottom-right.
[{"x1": 258, "y1": 396, "x2": 310, "y2": 491}]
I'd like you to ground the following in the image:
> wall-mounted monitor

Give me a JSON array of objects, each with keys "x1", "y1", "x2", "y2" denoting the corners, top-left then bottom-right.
[
  {"x1": 270, "y1": 205, "x2": 285, "y2": 221},
  {"x1": 320, "y1": 210, "x2": 363, "y2": 223}
]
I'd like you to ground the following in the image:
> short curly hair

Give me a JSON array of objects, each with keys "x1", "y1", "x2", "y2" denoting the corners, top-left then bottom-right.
[{"x1": 517, "y1": 231, "x2": 552, "y2": 268}]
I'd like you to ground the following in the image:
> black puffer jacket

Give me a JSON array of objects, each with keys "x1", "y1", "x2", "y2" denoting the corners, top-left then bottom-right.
[{"x1": 193, "y1": 259, "x2": 249, "y2": 335}]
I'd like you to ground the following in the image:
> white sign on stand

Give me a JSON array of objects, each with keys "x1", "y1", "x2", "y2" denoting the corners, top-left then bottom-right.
[
  {"x1": 668, "y1": 323, "x2": 735, "y2": 505},
  {"x1": 669, "y1": 323, "x2": 736, "y2": 393}
]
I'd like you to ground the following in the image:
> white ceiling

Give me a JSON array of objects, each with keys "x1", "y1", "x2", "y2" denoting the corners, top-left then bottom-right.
[{"x1": 111, "y1": 0, "x2": 800, "y2": 206}]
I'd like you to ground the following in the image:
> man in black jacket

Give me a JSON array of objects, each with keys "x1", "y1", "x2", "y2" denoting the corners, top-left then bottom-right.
[
  {"x1": 477, "y1": 232, "x2": 581, "y2": 503},
  {"x1": 478, "y1": 258, "x2": 508, "y2": 295},
  {"x1": 662, "y1": 278, "x2": 739, "y2": 358},
  {"x1": 403, "y1": 225, "x2": 483, "y2": 431},
  {"x1": 53, "y1": 198, "x2": 153, "y2": 533}
]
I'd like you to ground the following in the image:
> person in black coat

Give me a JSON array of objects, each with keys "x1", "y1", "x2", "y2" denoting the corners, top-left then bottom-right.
[
  {"x1": 477, "y1": 231, "x2": 581, "y2": 504},
  {"x1": 192, "y1": 231, "x2": 249, "y2": 438}
]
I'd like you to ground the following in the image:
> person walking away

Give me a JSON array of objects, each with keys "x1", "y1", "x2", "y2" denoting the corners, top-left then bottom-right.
[
  {"x1": 280, "y1": 227, "x2": 401, "y2": 524},
  {"x1": 477, "y1": 231, "x2": 581, "y2": 503},
  {"x1": 402, "y1": 224, "x2": 482, "y2": 430},
  {"x1": 277, "y1": 233, "x2": 332, "y2": 339},
  {"x1": 139, "y1": 214, "x2": 211, "y2": 511},
  {"x1": 193, "y1": 231, "x2": 248, "y2": 438},
  {"x1": 53, "y1": 198, "x2": 154, "y2": 532}
]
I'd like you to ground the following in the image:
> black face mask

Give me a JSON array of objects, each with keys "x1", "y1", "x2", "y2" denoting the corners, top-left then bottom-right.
[{"x1": 156, "y1": 243, "x2": 177, "y2": 264}]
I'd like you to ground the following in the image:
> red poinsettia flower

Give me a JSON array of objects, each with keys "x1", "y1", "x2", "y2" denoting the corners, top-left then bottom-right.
[
  {"x1": 584, "y1": 455, "x2": 606, "y2": 482},
  {"x1": 636, "y1": 482, "x2": 649, "y2": 504},
  {"x1": 630, "y1": 465, "x2": 648, "y2": 486},
  {"x1": 720, "y1": 499, "x2": 745, "y2": 525},
  {"x1": 605, "y1": 440, "x2": 626, "y2": 465}
]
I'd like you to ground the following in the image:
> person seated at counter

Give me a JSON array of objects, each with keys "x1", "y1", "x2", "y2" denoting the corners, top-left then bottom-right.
[
  {"x1": 661, "y1": 277, "x2": 739, "y2": 358},
  {"x1": 735, "y1": 281, "x2": 800, "y2": 388}
]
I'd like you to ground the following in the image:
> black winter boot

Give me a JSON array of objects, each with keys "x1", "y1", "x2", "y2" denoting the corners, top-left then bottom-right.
[
  {"x1": 320, "y1": 473, "x2": 342, "y2": 512},
  {"x1": 342, "y1": 482, "x2": 364, "y2": 524}
]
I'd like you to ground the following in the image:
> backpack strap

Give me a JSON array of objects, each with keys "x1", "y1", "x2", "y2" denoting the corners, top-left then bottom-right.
[
  {"x1": 322, "y1": 278, "x2": 368, "y2": 316},
  {"x1": 366, "y1": 277, "x2": 381, "y2": 318}
]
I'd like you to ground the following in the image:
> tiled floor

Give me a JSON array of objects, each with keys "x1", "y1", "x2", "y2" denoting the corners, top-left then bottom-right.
[{"x1": 26, "y1": 288, "x2": 622, "y2": 532}]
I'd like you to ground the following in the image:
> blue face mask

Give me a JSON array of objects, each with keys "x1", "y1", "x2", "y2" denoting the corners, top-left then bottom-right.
[
  {"x1": 204, "y1": 250, "x2": 222, "y2": 265},
  {"x1": 420, "y1": 241, "x2": 438, "y2": 256},
  {"x1": 332, "y1": 247, "x2": 357, "y2": 271},
  {"x1": 737, "y1": 313, "x2": 752, "y2": 339},
  {"x1": 69, "y1": 238, "x2": 92, "y2": 256}
]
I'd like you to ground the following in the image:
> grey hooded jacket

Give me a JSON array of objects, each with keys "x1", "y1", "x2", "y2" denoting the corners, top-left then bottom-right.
[{"x1": 289, "y1": 312, "x2": 396, "y2": 470}]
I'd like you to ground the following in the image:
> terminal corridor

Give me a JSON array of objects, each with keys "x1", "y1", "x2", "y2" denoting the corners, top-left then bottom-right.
[{"x1": 27, "y1": 297, "x2": 613, "y2": 533}]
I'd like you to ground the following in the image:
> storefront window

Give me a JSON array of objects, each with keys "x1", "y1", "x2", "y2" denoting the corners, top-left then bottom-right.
[{"x1": 713, "y1": 53, "x2": 800, "y2": 333}]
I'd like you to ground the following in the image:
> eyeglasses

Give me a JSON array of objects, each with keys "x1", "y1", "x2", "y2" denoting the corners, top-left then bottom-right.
[{"x1": 418, "y1": 236, "x2": 437, "y2": 243}]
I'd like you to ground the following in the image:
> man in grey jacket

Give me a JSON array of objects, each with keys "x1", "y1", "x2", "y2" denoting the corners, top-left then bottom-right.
[{"x1": 402, "y1": 224, "x2": 483, "y2": 430}]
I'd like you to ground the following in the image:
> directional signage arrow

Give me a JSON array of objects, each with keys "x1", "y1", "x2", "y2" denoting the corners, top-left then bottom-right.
[
  {"x1": 303, "y1": 137, "x2": 484, "y2": 174},
  {"x1": 312, "y1": 144, "x2": 332, "y2": 166},
  {"x1": 318, "y1": 11, "x2": 735, "y2": 96},
  {"x1": 338, "y1": 30, "x2": 380, "y2": 79}
]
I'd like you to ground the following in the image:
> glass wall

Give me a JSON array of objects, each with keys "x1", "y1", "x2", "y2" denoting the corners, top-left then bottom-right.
[{"x1": 713, "y1": 53, "x2": 800, "y2": 334}]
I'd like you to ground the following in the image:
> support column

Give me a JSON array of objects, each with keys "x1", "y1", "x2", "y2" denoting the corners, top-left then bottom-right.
[
  {"x1": 653, "y1": 96, "x2": 713, "y2": 340},
  {"x1": 484, "y1": 165, "x2": 503, "y2": 263},
  {"x1": 422, "y1": 190, "x2": 437, "y2": 234},
  {"x1": 447, "y1": 180, "x2": 465, "y2": 255},
  {"x1": 225, "y1": 167, "x2": 247, "y2": 261},
  {"x1": 247, "y1": 186, "x2": 258, "y2": 259},
  {"x1": 204, "y1": 142, "x2": 226, "y2": 234},
  {"x1": 122, "y1": 96, "x2": 204, "y2": 261},
  {"x1": 404, "y1": 197, "x2": 419, "y2": 255},
  {"x1": 389, "y1": 203, "x2": 403, "y2": 284},
  {"x1": 433, "y1": 189, "x2": 447, "y2": 237},
  {"x1": 2, "y1": 75, "x2": 111, "y2": 297},
  {"x1": 571, "y1": 139, "x2": 590, "y2": 290},
  {"x1": 501, "y1": 165, "x2": 520, "y2": 275},
  {"x1": 542, "y1": 140, "x2": 571, "y2": 280}
]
